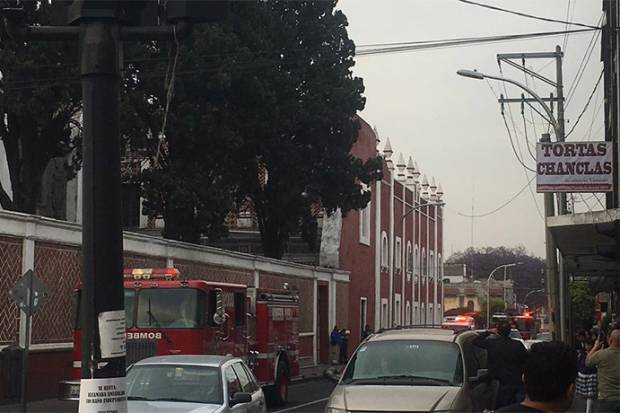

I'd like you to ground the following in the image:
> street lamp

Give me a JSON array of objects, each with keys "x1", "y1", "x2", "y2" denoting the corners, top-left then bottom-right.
[
  {"x1": 487, "y1": 263, "x2": 521, "y2": 328},
  {"x1": 457, "y1": 68, "x2": 565, "y2": 341},
  {"x1": 456, "y1": 69, "x2": 559, "y2": 135}
]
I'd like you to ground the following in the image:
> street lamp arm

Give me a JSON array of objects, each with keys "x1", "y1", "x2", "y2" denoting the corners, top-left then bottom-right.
[
  {"x1": 482, "y1": 73, "x2": 559, "y2": 131},
  {"x1": 457, "y1": 69, "x2": 559, "y2": 133}
]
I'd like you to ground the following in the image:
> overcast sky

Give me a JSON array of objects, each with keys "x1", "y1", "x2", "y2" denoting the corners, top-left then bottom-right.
[{"x1": 338, "y1": 0, "x2": 605, "y2": 258}]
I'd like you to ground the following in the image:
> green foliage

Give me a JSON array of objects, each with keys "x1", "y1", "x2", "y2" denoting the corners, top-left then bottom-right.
[
  {"x1": 479, "y1": 297, "x2": 506, "y2": 327},
  {"x1": 570, "y1": 279, "x2": 595, "y2": 332},
  {"x1": 446, "y1": 246, "x2": 545, "y2": 306},
  {"x1": 0, "y1": 1, "x2": 82, "y2": 213},
  {"x1": 132, "y1": 1, "x2": 381, "y2": 254}
]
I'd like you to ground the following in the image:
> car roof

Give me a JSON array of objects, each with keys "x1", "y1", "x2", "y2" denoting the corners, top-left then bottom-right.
[
  {"x1": 133, "y1": 354, "x2": 238, "y2": 368},
  {"x1": 368, "y1": 327, "x2": 458, "y2": 343}
]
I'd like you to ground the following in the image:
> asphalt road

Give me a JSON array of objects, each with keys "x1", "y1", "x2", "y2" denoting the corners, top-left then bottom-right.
[
  {"x1": 0, "y1": 378, "x2": 336, "y2": 413},
  {"x1": 269, "y1": 378, "x2": 336, "y2": 413}
]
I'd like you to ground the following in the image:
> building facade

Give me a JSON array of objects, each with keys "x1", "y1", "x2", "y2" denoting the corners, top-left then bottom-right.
[{"x1": 323, "y1": 118, "x2": 445, "y2": 351}]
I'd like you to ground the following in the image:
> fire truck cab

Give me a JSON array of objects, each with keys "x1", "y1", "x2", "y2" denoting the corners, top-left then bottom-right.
[{"x1": 60, "y1": 268, "x2": 300, "y2": 406}]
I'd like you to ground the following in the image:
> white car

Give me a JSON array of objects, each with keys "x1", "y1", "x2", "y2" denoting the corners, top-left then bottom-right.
[
  {"x1": 127, "y1": 355, "x2": 266, "y2": 413},
  {"x1": 509, "y1": 329, "x2": 527, "y2": 349}
]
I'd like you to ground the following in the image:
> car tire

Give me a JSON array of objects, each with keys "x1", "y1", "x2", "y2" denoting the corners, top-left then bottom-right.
[{"x1": 267, "y1": 359, "x2": 289, "y2": 407}]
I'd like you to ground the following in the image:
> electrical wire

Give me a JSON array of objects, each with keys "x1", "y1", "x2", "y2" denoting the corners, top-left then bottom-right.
[
  {"x1": 565, "y1": 69, "x2": 604, "y2": 139},
  {"x1": 561, "y1": 0, "x2": 573, "y2": 53},
  {"x1": 355, "y1": 29, "x2": 596, "y2": 56},
  {"x1": 565, "y1": 15, "x2": 604, "y2": 108},
  {"x1": 498, "y1": 62, "x2": 529, "y2": 170},
  {"x1": 521, "y1": 113, "x2": 536, "y2": 161},
  {"x1": 449, "y1": 176, "x2": 536, "y2": 218},
  {"x1": 456, "y1": 0, "x2": 601, "y2": 30},
  {"x1": 501, "y1": 112, "x2": 536, "y2": 173}
]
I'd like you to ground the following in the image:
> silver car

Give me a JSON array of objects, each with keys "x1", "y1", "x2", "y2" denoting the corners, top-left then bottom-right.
[
  {"x1": 325, "y1": 327, "x2": 497, "y2": 413},
  {"x1": 127, "y1": 355, "x2": 266, "y2": 413}
]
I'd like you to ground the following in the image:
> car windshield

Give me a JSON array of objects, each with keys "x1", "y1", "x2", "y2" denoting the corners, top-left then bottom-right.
[
  {"x1": 341, "y1": 340, "x2": 464, "y2": 386},
  {"x1": 136, "y1": 289, "x2": 205, "y2": 329},
  {"x1": 127, "y1": 365, "x2": 223, "y2": 405},
  {"x1": 510, "y1": 330, "x2": 522, "y2": 339}
]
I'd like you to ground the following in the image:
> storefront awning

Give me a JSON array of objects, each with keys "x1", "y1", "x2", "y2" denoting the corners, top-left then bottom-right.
[{"x1": 547, "y1": 208, "x2": 620, "y2": 278}]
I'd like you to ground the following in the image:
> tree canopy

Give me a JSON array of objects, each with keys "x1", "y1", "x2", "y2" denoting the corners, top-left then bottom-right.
[
  {"x1": 0, "y1": 1, "x2": 81, "y2": 214},
  {"x1": 446, "y1": 246, "x2": 545, "y2": 305},
  {"x1": 132, "y1": 1, "x2": 382, "y2": 256}
]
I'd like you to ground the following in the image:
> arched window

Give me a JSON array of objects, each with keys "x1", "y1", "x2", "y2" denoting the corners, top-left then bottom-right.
[
  {"x1": 421, "y1": 247, "x2": 427, "y2": 275},
  {"x1": 414, "y1": 244, "x2": 419, "y2": 275},
  {"x1": 430, "y1": 251, "x2": 435, "y2": 277},
  {"x1": 406, "y1": 242, "x2": 413, "y2": 274},
  {"x1": 381, "y1": 231, "x2": 389, "y2": 269},
  {"x1": 405, "y1": 301, "x2": 411, "y2": 325},
  {"x1": 438, "y1": 254, "x2": 443, "y2": 281}
]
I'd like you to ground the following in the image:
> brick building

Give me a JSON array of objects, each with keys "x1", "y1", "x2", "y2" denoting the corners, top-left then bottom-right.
[{"x1": 321, "y1": 117, "x2": 445, "y2": 351}]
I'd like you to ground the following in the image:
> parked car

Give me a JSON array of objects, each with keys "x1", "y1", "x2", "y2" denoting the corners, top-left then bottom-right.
[
  {"x1": 509, "y1": 328, "x2": 528, "y2": 349},
  {"x1": 325, "y1": 327, "x2": 497, "y2": 412},
  {"x1": 126, "y1": 355, "x2": 266, "y2": 413}
]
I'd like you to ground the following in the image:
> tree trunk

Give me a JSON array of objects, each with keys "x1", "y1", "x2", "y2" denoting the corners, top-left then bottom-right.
[
  {"x1": 258, "y1": 212, "x2": 287, "y2": 259},
  {"x1": 163, "y1": 205, "x2": 201, "y2": 244}
]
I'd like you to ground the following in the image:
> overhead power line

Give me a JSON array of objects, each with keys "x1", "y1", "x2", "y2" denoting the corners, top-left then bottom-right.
[
  {"x1": 456, "y1": 0, "x2": 601, "y2": 30},
  {"x1": 449, "y1": 176, "x2": 536, "y2": 218},
  {"x1": 566, "y1": 69, "x2": 604, "y2": 139},
  {"x1": 355, "y1": 29, "x2": 596, "y2": 56}
]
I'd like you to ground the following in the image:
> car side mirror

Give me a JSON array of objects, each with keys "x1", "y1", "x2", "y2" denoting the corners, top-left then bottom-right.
[
  {"x1": 468, "y1": 368, "x2": 489, "y2": 385},
  {"x1": 230, "y1": 392, "x2": 252, "y2": 406}
]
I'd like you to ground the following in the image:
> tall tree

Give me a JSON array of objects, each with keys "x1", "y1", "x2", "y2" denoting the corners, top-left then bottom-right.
[
  {"x1": 446, "y1": 246, "x2": 545, "y2": 305},
  {"x1": 0, "y1": 1, "x2": 81, "y2": 213},
  {"x1": 135, "y1": 1, "x2": 382, "y2": 255},
  {"x1": 569, "y1": 279, "x2": 595, "y2": 332}
]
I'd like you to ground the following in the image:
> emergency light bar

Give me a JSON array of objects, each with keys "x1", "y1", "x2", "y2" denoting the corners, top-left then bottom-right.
[{"x1": 123, "y1": 268, "x2": 180, "y2": 280}]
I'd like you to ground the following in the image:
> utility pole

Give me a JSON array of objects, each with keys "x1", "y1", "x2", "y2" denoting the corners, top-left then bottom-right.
[
  {"x1": 554, "y1": 45, "x2": 569, "y2": 343},
  {"x1": 541, "y1": 133, "x2": 559, "y2": 339},
  {"x1": 494, "y1": 47, "x2": 567, "y2": 341}
]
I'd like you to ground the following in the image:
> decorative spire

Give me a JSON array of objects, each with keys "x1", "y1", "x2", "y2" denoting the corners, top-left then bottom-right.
[
  {"x1": 414, "y1": 161, "x2": 421, "y2": 182},
  {"x1": 407, "y1": 156, "x2": 415, "y2": 172},
  {"x1": 436, "y1": 182, "x2": 444, "y2": 199},
  {"x1": 383, "y1": 137, "x2": 393, "y2": 158},
  {"x1": 430, "y1": 176, "x2": 437, "y2": 191},
  {"x1": 396, "y1": 153, "x2": 406, "y2": 181},
  {"x1": 421, "y1": 174, "x2": 429, "y2": 190}
]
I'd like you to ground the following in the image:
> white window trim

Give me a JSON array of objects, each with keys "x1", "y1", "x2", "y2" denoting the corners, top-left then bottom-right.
[
  {"x1": 359, "y1": 185, "x2": 371, "y2": 246},
  {"x1": 395, "y1": 236, "x2": 402, "y2": 271},
  {"x1": 360, "y1": 297, "x2": 368, "y2": 331},
  {"x1": 381, "y1": 298, "x2": 389, "y2": 328},
  {"x1": 405, "y1": 301, "x2": 411, "y2": 325},
  {"x1": 394, "y1": 293, "x2": 402, "y2": 326},
  {"x1": 414, "y1": 244, "x2": 420, "y2": 275},
  {"x1": 381, "y1": 231, "x2": 389, "y2": 270}
]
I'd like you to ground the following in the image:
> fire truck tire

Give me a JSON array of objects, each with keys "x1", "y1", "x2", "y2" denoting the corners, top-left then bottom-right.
[{"x1": 268, "y1": 360, "x2": 289, "y2": 407}]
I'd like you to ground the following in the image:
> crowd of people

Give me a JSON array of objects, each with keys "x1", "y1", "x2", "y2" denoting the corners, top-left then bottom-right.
[{"x1": 475, "y1": 321, "x2": 620, "y2": 413}]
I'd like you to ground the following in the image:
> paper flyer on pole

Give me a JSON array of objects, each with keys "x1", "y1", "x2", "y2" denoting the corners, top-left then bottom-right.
[
  {"x1": 98, "y1": 310, "x2": 126, "y2": 359},
  {"x1": 79, "y1": 377, "x2": 127, "y2": 413}
]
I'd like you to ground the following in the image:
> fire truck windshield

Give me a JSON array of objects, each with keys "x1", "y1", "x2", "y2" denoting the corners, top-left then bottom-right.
[{"x1": 134, "y1": 289, "x2": 206, "y2": 329}]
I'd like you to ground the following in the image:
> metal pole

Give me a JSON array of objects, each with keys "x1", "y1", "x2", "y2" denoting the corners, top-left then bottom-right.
[
  {"x1": 541, "y1": 133, "x2": 559, "y2": 340},
  {"x1": 487, "y1": 275, "x2": 491, "y2": 328},
  {"x1": 503, "y1": 266, "x2": 507, "y2": 310},
  {"x1": 80, "y1": 19, "x2": 126, "y2": 392},
  {"x1": 555, "y1": 45, "x2": 568, "y2": 343},
  {"x1": 20, "y1": 275, "x2": 33, "y2": 413}
]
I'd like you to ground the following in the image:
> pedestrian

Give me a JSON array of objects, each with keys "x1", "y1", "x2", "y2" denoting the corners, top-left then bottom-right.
[
  {"x1": 330, "y1": 325, "x2": 341, "y2": 365},
  {"x1": 473, "y1": 321, "x2": 528, "y2": 410},
  {"x1": 586, "y1": 329, "x2": 620, "y2": 413},
  {"x1": 496, "y1": 341, "x2": 577, "y2": 412},
  {"x1": 361, "y1": 324, "x2": 372, "y2": 340},
  {"x1": 576, "y1": 339, "x2": 598, "y2": 413},
  {"x1": 339, "y1": 329, "x2": 350, "y2": 365}
]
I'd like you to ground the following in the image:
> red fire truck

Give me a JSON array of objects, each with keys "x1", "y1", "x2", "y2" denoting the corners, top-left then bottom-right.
[{"x1": 60, "y1": 268, "x2": 300, "y2": 406}]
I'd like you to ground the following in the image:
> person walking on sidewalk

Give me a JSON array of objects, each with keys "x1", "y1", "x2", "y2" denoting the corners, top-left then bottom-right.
[
  {"x1": 473, "y1": 321, "x2": 528, "y2": 409},
  {"x1": 330, "y1": 326, "x2": 342, "y2": 365},
  {"x1": 496, "y1": 341, "x2": 577, "y2": 413},
  {"x1": 586, "y1": 329, "x2": 620, "y2": 413},
  {"x1": 339, "y1": 329, "x2": 350, "y2": 365},
  {"x1": 576, "y1": 339, "x2": 598, "y2": 413}
]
